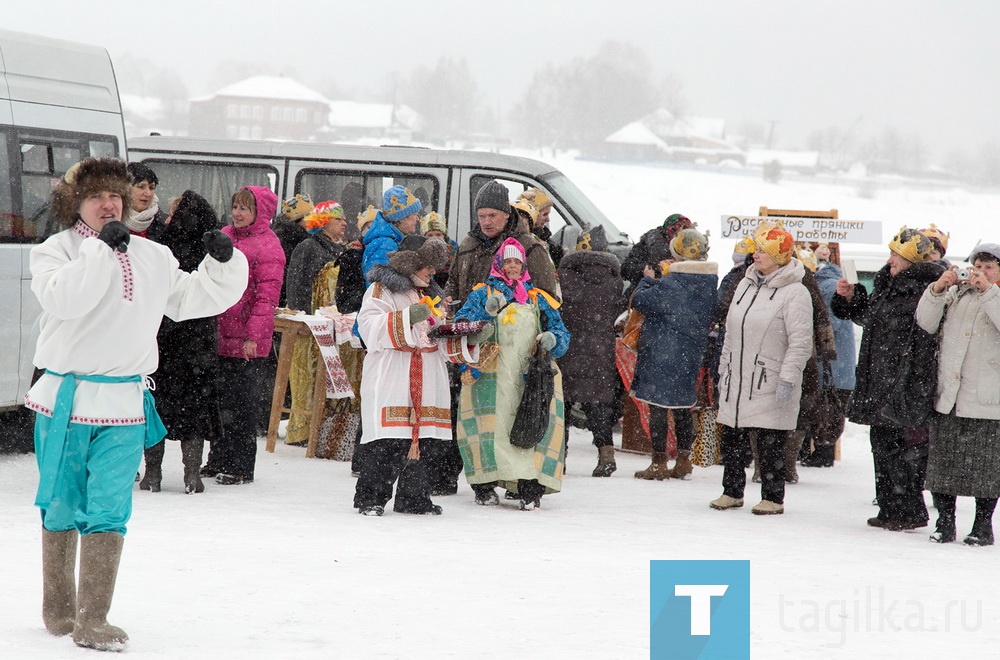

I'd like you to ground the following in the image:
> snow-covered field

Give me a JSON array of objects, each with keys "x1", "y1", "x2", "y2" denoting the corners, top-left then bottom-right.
[{"x1": 2, "y1": 159, "x2": 1000, "y2": 658}]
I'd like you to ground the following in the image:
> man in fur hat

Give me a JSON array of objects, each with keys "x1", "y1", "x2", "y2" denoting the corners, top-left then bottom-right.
[
  {"x1": 26, "y1": 158, "x2": 249, "y2": 651},
  {"x1": 354, "y1": 235, "x2": 492, "y2": 516}
]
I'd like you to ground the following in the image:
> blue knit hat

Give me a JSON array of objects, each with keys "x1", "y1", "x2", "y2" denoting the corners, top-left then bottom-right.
[{"x1": 382, "y1": 185, "x2": 422, "y2": 223}]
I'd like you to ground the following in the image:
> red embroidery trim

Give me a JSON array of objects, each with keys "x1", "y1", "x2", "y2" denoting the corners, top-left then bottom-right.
[{"x1": 24, "y1": 399, "x2": 145, "y2": 426}]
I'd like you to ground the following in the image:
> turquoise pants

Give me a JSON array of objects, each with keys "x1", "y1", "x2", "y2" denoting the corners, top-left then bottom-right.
[{"x1": 34, "y1": 415, "x2": 145, "y2": 535}]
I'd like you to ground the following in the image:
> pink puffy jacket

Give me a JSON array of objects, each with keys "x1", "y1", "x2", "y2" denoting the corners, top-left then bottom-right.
[{"x1": 217, "y1": 186, "x2": 285, "y2": 358}]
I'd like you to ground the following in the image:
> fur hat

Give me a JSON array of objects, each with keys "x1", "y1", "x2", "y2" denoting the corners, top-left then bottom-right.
[
  {"x1": 388, "y1": 235, "x2": 449, "y2": 276},
  {"x1": 475, "y1": 180, "x2": 511, "y2": 213},
  {"x1": 669, "y1": 227, "x2": 710, "y2": 261},
  {"x1": 753, "y1": 223, "x2": 795, "y2": 266},
  {"x1": 382, "y1": 185, "x2": 422, "y2": 223},
  {"x1": 50, "y1": 158, "x2": 133, "y2": 227},
  {"x1": 889, "y1": 227, "x2": 934, "y2": 264},
  {"x1": 302, "y1": 200, "x2": 345, "y2": 235},
  {"x1": 420, "y1": 211, "x2": 447, "y2": 236},
  {"x1": 661, "y1": 213, "x2": 692, "y2": 241},
  {"x1": 357, "y1": 204, "x2": 378, "y2": 232},
  {"x1": 517, "y1": 188, "x2": 552, "y2": 211},
  {"x1": 919, "y1": 223, "x2": 949, "y2": 257},
  {"x1": 281, "y1": 193, "x2": 314, "y2": 221},
  {"x1": 577, "y1": 225, "x2": 609, "y2": 252}
]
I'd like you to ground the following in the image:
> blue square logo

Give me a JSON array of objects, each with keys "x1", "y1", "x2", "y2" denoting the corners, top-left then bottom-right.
[{"x1": 650, "y1": 560, "x2": 750, "y2": 659}]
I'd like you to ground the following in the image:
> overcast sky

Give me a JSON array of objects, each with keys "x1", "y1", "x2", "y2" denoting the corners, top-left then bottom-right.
[{"x1": 4, "y1": 0, "x2": 997, "y2": 158}]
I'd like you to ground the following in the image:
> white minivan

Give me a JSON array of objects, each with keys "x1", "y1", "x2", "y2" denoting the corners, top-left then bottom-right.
[
  {"x1": 0, "y1": 30, "x2": 127, "y2": 424},
  {"x1": 126, "y1": 136, "x2": 633, "y2": 259}
]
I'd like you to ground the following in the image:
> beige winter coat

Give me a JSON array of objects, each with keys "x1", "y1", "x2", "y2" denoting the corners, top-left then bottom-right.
[
  {"x1": 915, "y1": 283, "x2": 1000, "y2": 420},
  {"x1": 717, "y1": 259, "x2": 814, "y2": 430}
]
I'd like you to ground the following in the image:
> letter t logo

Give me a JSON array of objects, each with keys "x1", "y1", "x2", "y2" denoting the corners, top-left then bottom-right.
[{"x1": 674, "y1": 584, "x2": 729, "y2": 635}]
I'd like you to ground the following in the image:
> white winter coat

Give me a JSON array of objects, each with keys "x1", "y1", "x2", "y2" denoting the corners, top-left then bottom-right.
[
  {"x1": 717, "y1": 258, "x2": 814, "y2": 430},
  {"x1": 915, "y1": 282, "x2": 1000, "y2": 420}
]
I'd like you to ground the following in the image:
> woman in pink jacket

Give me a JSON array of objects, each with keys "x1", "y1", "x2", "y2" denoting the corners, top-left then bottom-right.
[{"x1": 204, "y1": 185, "x2": 285, "y2": 485}]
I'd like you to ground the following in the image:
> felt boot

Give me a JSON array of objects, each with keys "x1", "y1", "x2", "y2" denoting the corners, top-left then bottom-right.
[
  {"x1": 964, "y1": 497, "x2": 997, "y2": 546},
  {"x1": 929, "y1": 493, "x2": 956, "y2": 543},
  {"x1": 668, "y1": 450, "x2": 694, "y2": 480},
  {"x1": 592, "y1": 445, "x2": 617, "y2": 477},
  {"x1": 41, "y1": 529, "x2": 78, "y2": 636},
  {"x1": 73, "y1": 533, "x2": 128, "y2": 651},
  {"x1": 181, "y1": 439, "x2": 205, "y2": 494},
  {"x1": 784, "y1": 431, "x2": 804, "y2": 483},
  {"x1": 801, "y1": 444, "x2": 836, "y2": 468},
  {"x1": 138, "y1": 441, "x2": 164, "y2": 492},
  {"x1": 634, "y1": 451, "x2": 670, "y2": 480}
]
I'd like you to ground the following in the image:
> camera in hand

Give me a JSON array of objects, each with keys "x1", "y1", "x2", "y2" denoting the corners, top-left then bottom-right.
[{"x1": 956, "y1": 268, "x2": 971, "y2": 281}]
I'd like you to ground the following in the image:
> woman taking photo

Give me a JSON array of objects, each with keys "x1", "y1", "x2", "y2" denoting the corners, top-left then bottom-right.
[{"x1": 916, "y1": 243, "x2": 1000, "y2": 546}]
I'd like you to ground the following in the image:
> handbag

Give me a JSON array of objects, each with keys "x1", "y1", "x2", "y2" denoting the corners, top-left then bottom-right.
[
  {"x1": 879, "y1": 323, "x2": 938, "y2": 428},
  {"x1": 509, "y1": 345, "x2": 557, "y2": 449},
  {"x1": 814, "y1": 361, "x2": 845, "y2": 445}
]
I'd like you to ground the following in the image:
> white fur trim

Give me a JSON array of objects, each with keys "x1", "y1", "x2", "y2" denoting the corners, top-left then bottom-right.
[{"x1": 669, "y1": 261, "x2": 718, "y2": 275}]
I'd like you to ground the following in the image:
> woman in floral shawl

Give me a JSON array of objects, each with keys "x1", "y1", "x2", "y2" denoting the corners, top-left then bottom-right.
[{"x1": 454, "y1": 237, "x2": 570, "y2": 510}]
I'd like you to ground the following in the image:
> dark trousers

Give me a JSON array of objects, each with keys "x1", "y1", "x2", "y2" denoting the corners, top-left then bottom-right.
[
  {"x1": 353, "y1": 438, "x2": 444, "y2": 513},
  {"x1": 564, "y1": 400, "x2": 616, "y2": 448},
  {"x1": 721, "y1": 426, "x2": 786, "y2": 504},
  {"x1": 870, "y1": 425, "x2": 928, "y2": 525},
  {"x1": 210, "y1": 356, "x2": 265, "y2": 480},
  {"x1": 649, "y1": 406, "x2": 694, "y2": 453}
]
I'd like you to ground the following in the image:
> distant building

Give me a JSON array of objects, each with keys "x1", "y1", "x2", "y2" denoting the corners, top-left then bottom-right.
[
  {"x1": 188, "y1": 75, "x2": 330, "y2": 141},
  {"x1": 602, "y1": 109, "x2": 744, "y2": 165},
  {"x1": 745, "y1": 148, "x2": 820, "y2": 174},
  {"x1": 321, "y1": 100, "x2": 422, "y2": 144}
]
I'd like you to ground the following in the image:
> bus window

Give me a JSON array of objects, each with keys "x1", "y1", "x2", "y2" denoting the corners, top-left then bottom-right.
[
  {"x1": 90, "y1": 140, "x2": 116, "y2": 158},
  {"x1": 139, "y1": 160, "x2": 278, "y2": 227},
  {"x1": 0, "y1": 137, "x2": 15, "y2": 240}
]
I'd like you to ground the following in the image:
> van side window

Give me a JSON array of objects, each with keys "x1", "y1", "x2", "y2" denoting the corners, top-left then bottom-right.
[
  {"x1": 296, "y1": 170, "x2": 438, "y2": 243},
  {"x1": 0, "y1": 137, "x2": 15, "y2": 240},
  {"x1": 139, "y1": 160, "x2": 278, "y2": 227},
  {"x1": 468, "y1": 175, "x2": 566, "y2": 235}
]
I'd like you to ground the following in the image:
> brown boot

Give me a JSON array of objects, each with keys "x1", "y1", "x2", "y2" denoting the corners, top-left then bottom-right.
[
  {"x1": 138, "y1": 441, "x2": 165, "y2": 492},
  {"x1": 42, "y1": 529, "x2": 78, "y2": 636},
  {"x1": 73, "y1": 533, "x2": 128, "y2": 651},
  {"x1": 592, "y1": 445, "x2": 617, "y2": 477},
  {"x1": 785, "y1": 431, "x2": 804, "y2": 484},
  {"x1": 634, "y1": 451, "x2": 670, "y2": 480},
  {"x1": 181, "y1": 439, "x2": 205, "y2": 494},
  {"x1": 669, "y1": 450, "x2": 694, "y2": 480}
]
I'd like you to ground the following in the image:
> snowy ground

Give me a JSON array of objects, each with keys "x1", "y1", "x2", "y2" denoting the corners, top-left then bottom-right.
[
  {"x1": 3, "y1": 160, "x2": 1000, "y2": 658},
  {"x1": 1, "y1": 421, "x2": 999, "y2": 659}
]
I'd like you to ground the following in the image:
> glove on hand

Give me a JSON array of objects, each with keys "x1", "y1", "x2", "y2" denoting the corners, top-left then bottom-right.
[
  {"x1": 408, "y1": 303, "x2": 431, "y2": 325},
  {"x1": 467, "y1": 322, "x2": 494, "y2": 346},
  {"x1": 203, "y1": 230, "x2": 234, "y2": 263},
  {"x1": 484, "y1": 292, "x2": 507, "y2": 317},
  {"x1": 537, "y1": 331, "x2": 557, "y2": 352},
  {"x1": 97, "y1": 221, "x2": 130, "y2": 253},
  {"x1": 775, "y1": 380, "x2": 794, "y2": 404}
]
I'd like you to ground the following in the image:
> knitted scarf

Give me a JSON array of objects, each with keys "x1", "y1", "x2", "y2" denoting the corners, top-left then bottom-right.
[{"x1": 124, "y1": 194, "x2": 160, "y2": 233}]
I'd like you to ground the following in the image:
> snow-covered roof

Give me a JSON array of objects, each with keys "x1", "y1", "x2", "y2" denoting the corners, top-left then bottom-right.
[
  {"x1": 604, "y1": 121, "x2": 669, "y2": 148},
  {"x1": 201, "y1": 76, "x2": 330, "y2": 104},
  {"x1": 327, "y1": 101, "x2": 421, "y2": 130}
]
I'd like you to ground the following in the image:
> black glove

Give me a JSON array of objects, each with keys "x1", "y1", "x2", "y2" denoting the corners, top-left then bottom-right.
[
  {"x1": 202, "y1": 230, "x2": 234, "y2": 263},
  {"x1": 97, "y1": 221, "x2": 130, "y2": 253}
]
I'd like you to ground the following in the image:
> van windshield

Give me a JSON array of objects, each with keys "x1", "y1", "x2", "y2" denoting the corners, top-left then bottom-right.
[{"x1": 538, "y1": 171, "x2": 628, "y2": 245}]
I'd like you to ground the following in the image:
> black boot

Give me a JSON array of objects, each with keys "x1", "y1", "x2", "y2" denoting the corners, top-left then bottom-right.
[
  {"x1": 801, "y1": 444, "x2": 835, "y2": 468},
  {"x1": 964, "y1": 497, "x2": 997, "y2": 546},
  {"x1": 138, "y1": 442, "x2": 165, "y2": 492},
  {"x1": 929, "y1": 493, "x2": 956, "y2": 543}
]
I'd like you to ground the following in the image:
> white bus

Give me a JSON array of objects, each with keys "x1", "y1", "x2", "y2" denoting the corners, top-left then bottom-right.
[{"x1": 0, "y1": 30, "x2": 127, "y2": 428}]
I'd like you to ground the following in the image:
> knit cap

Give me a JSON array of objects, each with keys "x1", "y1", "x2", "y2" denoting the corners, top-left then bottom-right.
[
  {"x1": 661, "y1": 213, "x2": 693, "y2": 241},
  {"x1": 421, "y1": 211, "x2": 447, "y2": 236},
  {"x1": 919, "y1": 224, "x2": 949, "y2": 257},
  {"x1": 577, "y1": 225, "x2": 609, "y2": 252},
  {"x1": 382, "y1": 185, "x2": 422, "y2": 223},
  {"x1": 475, "y1": 180, "x2": 511, "y2": 212}
]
